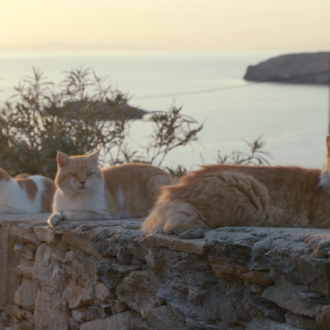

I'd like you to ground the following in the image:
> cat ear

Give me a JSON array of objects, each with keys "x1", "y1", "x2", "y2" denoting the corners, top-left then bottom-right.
[
  {"x1": 89, "y1": 149, "x2": 101, "y2": 164},
  {"x1": 327, "y1": 136, "x2": 330, "y2": 157},
  {"x1": 57, "y1": 151, "x2": 71, "y2": 168}
]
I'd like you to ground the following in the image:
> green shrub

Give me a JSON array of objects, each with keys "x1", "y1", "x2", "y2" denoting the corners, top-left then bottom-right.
[
  {"x1": 216, "y1": 136, "x2": 271, "y2": 165},
  {"x1": 0, "y1": 68, "x2": 203, "y2": 178}
]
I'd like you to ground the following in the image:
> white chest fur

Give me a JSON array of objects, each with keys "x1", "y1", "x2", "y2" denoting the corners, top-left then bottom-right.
[{"x1": 53, "y1": 186, "x2": 108, "y2": 213}]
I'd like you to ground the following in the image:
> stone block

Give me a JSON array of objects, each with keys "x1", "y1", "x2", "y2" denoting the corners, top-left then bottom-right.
[
  {"x1": 72, "y1": 308, "x2": 91, "y2": 323},
  {"x1": 285, "y1": 311, "x2": 317, "y2": 329},
  {"x1": 108, "y1": 300, "x2": 128, "y2": 314},
  {"x1": 4, "y1": 305, "x2": 34, "y2": 324},
  {"x1": 246, "y1": 319, "x2": 303, "y2": 329},
  {"x1": 64, "y1": 279, "x2": 95, "y2": 309},
  {"x1": 217, "y1": 277, "x2": 245, "y2": 294},
  {"x1": 96, "y1": 264, "x2": 124, "y2": 289},
  {"x1": 141, "y1": 233, "x2": 209, "y2": 255},
  {"x1": 320, "y1": 305, "x2": 330, "y2": 330},
  {"x1": 80, "y1": 310, "x2": 143, "y2": 330},
  {"x1": 249, "y1": 283, "x2": 264, "y2": 295},
  {"x1": 13, "y1": 244, "x2": 36, "y2": 261},
  {"x1": 10, "y1": 227, "x2": 40, "y2": 246},
  {"x1": 157, "y1": 283, "x2": 212, "y2": 325},
  {"x1": 95, "y1": 282, "x2": 116, "y2": 302},
  {"x1": 34, "y1": 288, "x2": 69, "y2": 330},
  {"x1": 262, "y1": 277, "x2": 324, "y2": 318},
  {"x1": 33, "y1": 226, "x2": 60, "y2": 244},
  {"x1": 116, "y1": 269, "x2": 164, "y2": 317},
  {"x1": 15, "y1": 263, "x2": 34, "y2": 279},
  {"x1": 63, "y1": 229, "x2": 102, "y2": 260},
  {"x1": 71, "y1": 305, "x2": 110, "y2": 323},
  {"x1": 16, "y1": 320, "x2": 34, "y2": 330},
  {"x1": 34, "y1": 243, "x2": 68, "y2": 292},
  {"x1": 188, "y1": 287, "x2": 208, "y2": 306},
  {"x1": 203, "y1": 284, "x2": 250, "y2": 324},
  {"x1": 209, "y1": 256, "x2": 274, "y2": 286},
  {"x1": 145, "y1": 255, "x2": 165, "y2": 270},
  {"x1": 127, "y1": 241, "x2": 148, "y2": 260},
  {"x1": 14, "y1": 280, "x2": 36, "y2": 311},
  {"x1": 185, "y1": 272, "x2": 218, "y2": 288},
  {"x1": 69, "y1": 317, "x2": 80, "y2": 330},
  {"x1": 96, "y1": 240, "x2": 119, "y2": 258},
  {"x1": 147, "y1": 305, "x2": 190, "y2": 330},
  {"x1": 112, "y1": 264, "x2": 142, "y2": 273},
  {"x1": 244, "y1": 290, "x2": 285, "y2": 321},
  {"x1": 179, "y1": 229, "x2": 206, "y2": 240}
]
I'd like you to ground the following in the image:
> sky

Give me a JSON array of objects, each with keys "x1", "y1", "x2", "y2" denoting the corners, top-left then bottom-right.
[{"x1": 1, "y1": 0, "x2": 330, "y2": 50}]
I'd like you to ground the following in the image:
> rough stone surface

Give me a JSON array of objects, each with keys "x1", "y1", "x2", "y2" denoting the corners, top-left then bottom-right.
[
  {"x1": 285, "y1": 311, "x2": 317, "y2": 329},
  {"x1": 320, "y1": 305, "x2": 330, "y2": 330},
  {"x1": 179, "y1": 228, "x2": 206, "y2": 240},
  {"x1": 14, "y1": 280, "x2": 37, "y2": 311},
  {"x1": 64, "y1": 279, "x2": 95, "y2": 309},
  {"x1": 13, "y1": 244, "x2": 36, "y2": 261},
  {"x1": 15, "y1": 262, "x2": 34, "y2": 279},
  {"x1": 2, "y1": 215, "x2": 330, "y2": 329},
  {"x1": 95, "y1": 282, "x2": 115, "y2": 302},
  {"x1": 80, "y1": 310, "x2": 147, "y2": 330},
  {"x1": 246, "y1": 319, "x2": 302, "y2": 329},
  {"x1": 261, "y1": 276, "x2": 323, "y2": 318},
  {"x1": 34, "y1": 288, "x2": 69, "y2": 330},
  {"x1": 33, "y1": 226, "x2": 60, "y2": 244},
  {"x1": 147, "y1": 305, "x2": 191, "y2": 330},
  {"x1": 109, "y1": 300, "x2": 128, "y2": 314},
  {"x1": 116, "y1": 269, "x2": 164, "y2": 317}
]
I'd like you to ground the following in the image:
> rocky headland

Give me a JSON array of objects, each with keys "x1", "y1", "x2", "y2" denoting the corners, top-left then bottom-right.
[{"x1": 244, "y1": 52, "x2": 330, "y2": 84}]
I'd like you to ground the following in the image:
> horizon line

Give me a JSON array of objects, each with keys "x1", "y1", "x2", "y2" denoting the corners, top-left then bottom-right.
[{"x1": 0, "y1": 43, "x2": 330, "y2": 52}]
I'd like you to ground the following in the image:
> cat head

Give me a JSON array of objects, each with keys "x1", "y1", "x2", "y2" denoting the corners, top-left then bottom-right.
[{"x1": 55, "y1": 150, "x2": 104, "y2": 195}]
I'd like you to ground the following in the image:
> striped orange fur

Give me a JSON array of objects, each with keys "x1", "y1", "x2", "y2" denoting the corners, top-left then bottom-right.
[{"x1": 142, "y1": 136, "x2": 330, "y2": 234}]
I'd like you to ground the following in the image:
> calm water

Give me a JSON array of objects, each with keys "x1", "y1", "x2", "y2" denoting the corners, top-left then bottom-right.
[{"x1": 0, "y1": 50, "x2": 328, "y2": 170}]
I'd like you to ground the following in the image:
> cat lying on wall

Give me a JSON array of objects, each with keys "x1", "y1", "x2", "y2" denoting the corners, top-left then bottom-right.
[
  {"x1": 142, "y1": 136, "x2": 330, "y2": 234},
  {"x1": 48, "y1": 150, "x2": 173, "y2": 227},
  {"x1": 0, "y1": 169, "x2": 55, "y2": 214}
]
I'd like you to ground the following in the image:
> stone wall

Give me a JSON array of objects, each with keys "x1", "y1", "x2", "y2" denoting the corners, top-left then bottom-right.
[{"x1": 1, "y1": 214, "x2": 330, "y2": 330}]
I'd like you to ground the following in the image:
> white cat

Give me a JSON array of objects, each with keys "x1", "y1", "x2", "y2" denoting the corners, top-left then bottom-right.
[{"x1": 0, "y1": 168, "x2": 55, "y2": 214}]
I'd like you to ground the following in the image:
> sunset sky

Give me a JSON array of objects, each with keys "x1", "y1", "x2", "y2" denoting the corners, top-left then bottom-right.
[{"x1": 1, "y1": 0, "x2": 330, "y2": 50}]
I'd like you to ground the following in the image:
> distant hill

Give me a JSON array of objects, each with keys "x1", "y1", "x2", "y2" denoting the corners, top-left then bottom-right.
[
  {"x1": 59, "y1": 101, "x2": 147, "y2": 120},
  {"x1": 244, "y1": 52, "x2": 330, "y2": 84}
]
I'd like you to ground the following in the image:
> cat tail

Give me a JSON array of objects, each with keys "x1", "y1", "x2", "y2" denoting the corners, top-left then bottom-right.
[{"x1": 141, "y1": 197, "x2": 209, "y2": 235}]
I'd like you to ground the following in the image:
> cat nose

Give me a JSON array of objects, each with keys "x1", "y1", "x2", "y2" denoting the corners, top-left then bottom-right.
[{"x1": 80, "y1": 181, "x2": 86, "y2": 185}]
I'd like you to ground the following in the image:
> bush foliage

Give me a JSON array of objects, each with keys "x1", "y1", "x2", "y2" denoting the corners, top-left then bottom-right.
[
  {"x1": 0, "y1": 68, "x2": 203, "y2": 178},
  {"x1": 0, "y1": 68, "x2": 271, "y2": 180},
  {"x1": 216, "y1": 136, "x2": 271, "y2": 165}
]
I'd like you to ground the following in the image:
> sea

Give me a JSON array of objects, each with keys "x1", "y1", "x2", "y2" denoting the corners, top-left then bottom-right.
[{"x1": 0, "y1": 50, "x2": 328, "y2": 170}]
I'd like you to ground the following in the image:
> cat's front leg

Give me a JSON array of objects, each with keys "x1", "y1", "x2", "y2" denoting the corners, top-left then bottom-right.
[
  {"x1": 47, "y1": 212, "x2": 64, "y2": 227},
  {"x1": 62, "y1": 210, "x2": 115, "y2": 221}
]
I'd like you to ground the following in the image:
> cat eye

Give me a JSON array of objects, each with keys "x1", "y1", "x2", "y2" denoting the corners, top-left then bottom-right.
[
  {"x1": 70, "y1": 173, "x2": 77, "y2": 177},
  {"x1": 86, "y1": 172, "x2": 93, "y2": 177}
]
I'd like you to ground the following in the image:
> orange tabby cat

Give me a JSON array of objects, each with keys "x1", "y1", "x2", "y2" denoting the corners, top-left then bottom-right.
[
  {"x1": 142, "y1": 136, "x2": 330, "y2": 234},
  {"x1": 48, "y1": 150, "x2": 173, "y2": 227}
]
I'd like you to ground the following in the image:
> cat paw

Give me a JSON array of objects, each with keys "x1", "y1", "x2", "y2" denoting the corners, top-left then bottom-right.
[
  {"x1": 47, "y1": 213, "x2": 64, "y2": 227},
  {"x1": 62, "y1": 210, "x2": 78, "y2": 220}
]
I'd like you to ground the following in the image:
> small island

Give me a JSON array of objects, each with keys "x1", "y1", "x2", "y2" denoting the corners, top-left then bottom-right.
[{"x1": 244, "y1": 52, "x2": 330, "y2": 84}]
